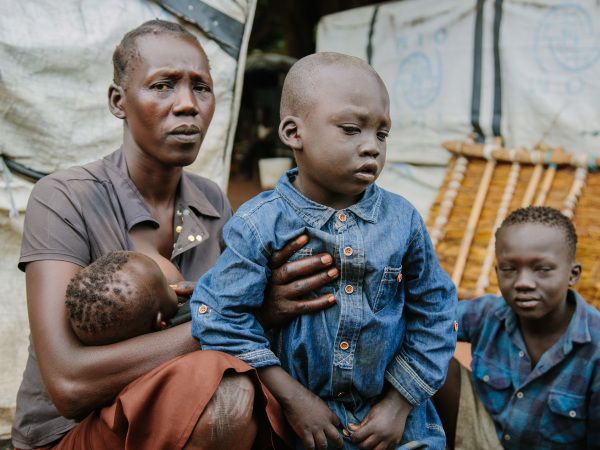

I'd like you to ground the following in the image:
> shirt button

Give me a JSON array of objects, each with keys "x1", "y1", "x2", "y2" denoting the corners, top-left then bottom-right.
[
  {"x1": 183, "y1": 209, "x2": 190, "y2": 216},
  {"x1": 569, "y1": 410, "x2": 576, "y2": 418},
  {"x1": 516, "y1": 392, "x2": 524, "y2": 399},
  {"x1": 397, "y1": 273, "x2": 402, "y2": 282},
  {"x1": 344, "y1": 246, "x2": 353, "y2": 256},
  {"x1": 340, "y1": 341, "x2": 349, "y2": 350},
  {"x1": 177, "y1": 210, "x2": 183, "y2": 216},
  {"x1": 337, "y1": 213, "x2": 347, "y2": 222},
  {"x1": 337, "y1": 391, "x2": 345, "y2": 397},
  {"x1": 345, "y1": 285, "x2": 354, "y2": 294},
  {"x1": 504, "y1": 434, "x2": 511, "y2": 441},
  {"x1": 519, "y1": 351, "x2": 525, "y2": 357},
  {"x1": 453, "y1": 321, "x2": 459, "y2": 331},
  {"x1": 188, "y1": 235, "x2": 195, "y2": 242},
  {"x1": 199, "y1": 305, "x2": 208, "y2": 314},
  {"x1": 175, "y1": 225, "x2": 182, "y2": 233},
  {"x1": 196, "y1": 235, "x2": 203, "y2": 242},
  {"x1": 483, "y1": 375, "x2": 490, "y2": 382},
  {"x1": 342, "y1": 429, "x2": 350, "y2": 437}
]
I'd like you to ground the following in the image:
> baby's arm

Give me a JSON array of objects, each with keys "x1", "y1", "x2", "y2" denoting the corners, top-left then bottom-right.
[
  {"x1": 348, "y1": 385, "x2": 412, "y2": 449},
  {"x1": 258, "y1": 365, "x2": 344, "y2": 450}
]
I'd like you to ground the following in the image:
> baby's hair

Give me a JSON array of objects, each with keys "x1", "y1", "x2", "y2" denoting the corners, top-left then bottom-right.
[
  {"x1": 280, "y1": 52, "x2": 385, "y2": 120},
  {"x1": 112, "y1": 19, "x2": 200, "y2": 86},
  {"x1": 65, "y1": 252, "x2": 131, "y2": 335},
  {"x1": 496, "y1": 206, "x2": 578, "y2": 258}
]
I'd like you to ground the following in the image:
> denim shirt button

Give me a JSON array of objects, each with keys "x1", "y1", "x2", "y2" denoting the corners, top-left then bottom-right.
[
  {"x1": 337, "y1": 391, "x2": 345, "y2": 397},
  {"x1": 340, "y1": 341, "x2": 349, "y2": 350},
  {"x1": 344, "y1": 246, "x2": 353, "y2": 256},
  {"x1": 345, "y1": 285, "x2": 354, "y2": 294},
  {"x1": 337, "y1": 213, "x2": 347, "y2": 222},
  {"x1": 199, "y1": 305, "x2": 208, "y2": 314}
]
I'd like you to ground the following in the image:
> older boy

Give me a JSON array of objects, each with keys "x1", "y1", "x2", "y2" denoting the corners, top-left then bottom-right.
[
  {"x1": 434, "y1": 206, "x2": 600, "y2": 449},
  {"x1": 191, "y1": 52, "x2": 457, "y2": 449}
]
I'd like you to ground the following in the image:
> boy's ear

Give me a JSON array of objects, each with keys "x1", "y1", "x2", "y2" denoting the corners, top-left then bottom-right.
[
  {"x1": 568, "y1": 262, "x2": 582, "y2": 287},
  {"x1": 278, "y1": 116, "x2": 302, "y2": 150},
  {"x1": 152, "y1": 311, "x2": 164, "y2": 332},
  {"x1": 108, "y1": 83, "x2": 126, "y2": 119}
]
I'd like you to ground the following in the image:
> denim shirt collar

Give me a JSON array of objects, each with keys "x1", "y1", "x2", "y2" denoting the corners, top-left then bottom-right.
[
  {"x1": 275, "y1": 168, "x2": 382, "y2": 229},
  {"x1": 497, "y1": 288, "x2": 592, "y2": 347}
]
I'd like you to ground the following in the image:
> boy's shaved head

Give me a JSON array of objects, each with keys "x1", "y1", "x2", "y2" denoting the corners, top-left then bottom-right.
[
  {"x1": 496, "y1": 206, "x2": 578, "y2": 259},
  {"x1": 280, "y1": 52, "x2": 385, "y2": 120}
]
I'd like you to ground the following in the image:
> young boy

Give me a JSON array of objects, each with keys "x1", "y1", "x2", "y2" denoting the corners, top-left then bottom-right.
[
  {"x1": 433, "y1": 206, "x2": 600, "y2": 449},
  {"x1": 66, "y1": 251, "x2": 180, "y2": 345},
  {"x1": 191, "y1": 52, "x2": 457, "y2": 449}
]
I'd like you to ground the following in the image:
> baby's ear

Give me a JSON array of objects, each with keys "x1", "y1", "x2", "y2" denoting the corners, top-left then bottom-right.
[
  {"x1": 278, "y1": 116, "x2": 302, "y2": 150},
  {"x1": 152, "y1": 311, "x2": 164, "y2": 332},
  {"x1": 108, "y1": 83, "x2": 126, "y2": 119}
]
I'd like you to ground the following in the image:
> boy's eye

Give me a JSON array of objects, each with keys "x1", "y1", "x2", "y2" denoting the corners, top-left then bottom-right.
[
  {"x1": 341, "y1": 126, "x2": 360, "y2": 134},
  {"x1": 377, "y1": 131, "x2": 388, "y2": 141}
]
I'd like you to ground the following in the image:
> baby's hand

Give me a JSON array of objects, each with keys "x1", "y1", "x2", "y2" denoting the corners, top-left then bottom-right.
[
  {"x1": 284, "y1": 387, "x2": 344, "y2": 449},
  {"x1": 348, "y1": 387, "x2": 412, "y2": 449}
]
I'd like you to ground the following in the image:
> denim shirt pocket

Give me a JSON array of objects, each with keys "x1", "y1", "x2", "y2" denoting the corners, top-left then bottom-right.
[
  {"x1": 539, "y1": 390, "x2": 587, "y2": 444},
  {"x1": 371, "y1": 266, "x2": 402, "y2": 313},
  {"x1": 472, "y1": 358, "x2": 512, "y2": 416}
]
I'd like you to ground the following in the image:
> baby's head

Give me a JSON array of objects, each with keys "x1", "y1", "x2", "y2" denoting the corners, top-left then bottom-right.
[
  {"x1": 279, "y1": 52, "x2": 391, "y2": 209},
  {"x1": 494, "y1": 206, "x2": 581, "y2": 322},
  {"x1": 66, "y1": 251, "x2": 179, "y2": 346}
]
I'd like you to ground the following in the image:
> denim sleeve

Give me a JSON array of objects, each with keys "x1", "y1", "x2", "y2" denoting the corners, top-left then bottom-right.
[
  {"x1": 190, "y1": 215, "x2": 280, "y2": 368},
  {"x1": 589, "y1": 370, "x2": 600, "y2": 447},
  {"x1": 384, "y1": 215, "x2": 458, "y2": 406}
]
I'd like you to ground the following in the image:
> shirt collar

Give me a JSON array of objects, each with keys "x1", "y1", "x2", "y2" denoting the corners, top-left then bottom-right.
[
  {"x1": 275, "y1": 168, "x2": 382, "y2": 229},
  {"x1": 497, "y1": 289, "x2": 592, "y2": 345},
  {"x1": 102, "y1": 148, "x2": 220, "y2": 231}
]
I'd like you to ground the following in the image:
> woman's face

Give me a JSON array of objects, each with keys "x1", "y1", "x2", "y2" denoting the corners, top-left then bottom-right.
[{"x1": 120, "y1": 33, "x2": 215, "y2": 168}]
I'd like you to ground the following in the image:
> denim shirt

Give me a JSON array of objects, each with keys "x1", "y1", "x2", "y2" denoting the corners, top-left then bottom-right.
[
  {"x1": 191, "y1": 169, "x2": 457, "y2": 446},
  {"x1": 458, "y1": 291, "x2": 600, "y2": 449}
]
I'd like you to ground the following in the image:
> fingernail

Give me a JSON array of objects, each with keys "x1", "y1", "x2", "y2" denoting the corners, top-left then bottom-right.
[
  {"x1": 328, "y1": 295, "x2": 335, "y2": 303},
  {"x1": 328, "y1": 268, "x2": 338, "y2": 278},
  {"x1": 296, "y1": 235, "x2": 308, "y2": 245},
  {"x1": 321, "y1": 254, "x2": 333, "y2": 264}
]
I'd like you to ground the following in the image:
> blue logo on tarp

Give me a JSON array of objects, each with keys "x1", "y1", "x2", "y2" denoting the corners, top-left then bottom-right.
[
  {"x1": 535, "y1": 3, "x2": 600, "y2": 72},
  {"x1": 394, "y1": 50, "x2": 442, "y2": 109}
]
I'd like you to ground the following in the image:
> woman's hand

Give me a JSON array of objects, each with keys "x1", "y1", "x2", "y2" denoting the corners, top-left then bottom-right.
[{"x1": 256, "y1": 234, "x2": 339, "y2": 330}]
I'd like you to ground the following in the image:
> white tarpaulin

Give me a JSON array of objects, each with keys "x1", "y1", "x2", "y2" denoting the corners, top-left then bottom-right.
[
  {"x1": 317, "y1": 0, "x2": 600, "y2": 217},
  {"x1": 0, "y1": 0, "x2": 256, "y2": 438}
]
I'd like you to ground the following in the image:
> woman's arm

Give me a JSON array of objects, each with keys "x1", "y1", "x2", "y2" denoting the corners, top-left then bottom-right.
[{"x1": 26, "y1": 259, "x2": 201, "y2": 419}]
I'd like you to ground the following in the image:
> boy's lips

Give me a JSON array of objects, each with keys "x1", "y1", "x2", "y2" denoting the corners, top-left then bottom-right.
[
  {"x1": 355, "y1": 162, "x2": 378, "y2": 181},
  {"x1": 514, "y1": 296, "x2": 540, "y2": 308}
]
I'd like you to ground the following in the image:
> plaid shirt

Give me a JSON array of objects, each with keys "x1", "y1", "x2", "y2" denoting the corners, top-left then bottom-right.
[{"x1": 458, "y1": 290, "x2": 600, "y2": 449}]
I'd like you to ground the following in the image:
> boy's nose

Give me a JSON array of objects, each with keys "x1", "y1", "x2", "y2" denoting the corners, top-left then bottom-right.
[
  {"x1": 514, "y1": 270, "x2": 535, "y2": 289},
  {"x1": 172, "y1": 86, "x2": 199, "y2": 116},
  {"x1": 359, "y1": 135, "x2": 381, "y2": 158}
]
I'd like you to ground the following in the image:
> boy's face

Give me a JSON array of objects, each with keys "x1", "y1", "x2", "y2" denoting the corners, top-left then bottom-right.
[
  {"x1": 495, "y1": 223, "x2": 581, "y2": 324},
  {"x1": 293, "y1": 65, "x2": 391, "y2": 210},
  {"x1": 119, "y1": 34, "x2": 215, "y2": 167}
]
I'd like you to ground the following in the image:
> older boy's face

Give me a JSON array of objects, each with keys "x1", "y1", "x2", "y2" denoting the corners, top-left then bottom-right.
[
  {"x1": 121, "y1": 34, "x2": 215, "y2": 167},
  {"x1": 294, "y1": 66, "x2": 391, "y2": 210},
  {"x1": 495, "y1": 223, "x2": 581, "y2": 324}
]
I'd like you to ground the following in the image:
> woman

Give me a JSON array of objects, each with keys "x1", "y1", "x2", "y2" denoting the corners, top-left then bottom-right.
[{"x1": 12, "y1": 20, "x2": 337, "y2": 450}]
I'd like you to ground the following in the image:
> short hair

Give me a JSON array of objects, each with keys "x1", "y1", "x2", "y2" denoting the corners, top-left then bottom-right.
[
  {"x1": 65, "y1": 251, "x2": 156, "y2": 344},
  {"x1": 280, "y1": 52, "x2": 385, "y2": 120},
  {"x1": 495, "y1": 206, "x2": 578, "y2": 258},
  {"x1": 112, "y1": 19, "x2": 200, "y2": 86}
]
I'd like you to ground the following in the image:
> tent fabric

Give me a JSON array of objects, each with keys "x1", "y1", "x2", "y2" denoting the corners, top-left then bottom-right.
[
  {"x1": 0, "y1": 0, "x2": 256, "y2": 438},
  {"x1": 316, "y1": 0, "x2": 600, "y2": 217}
]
